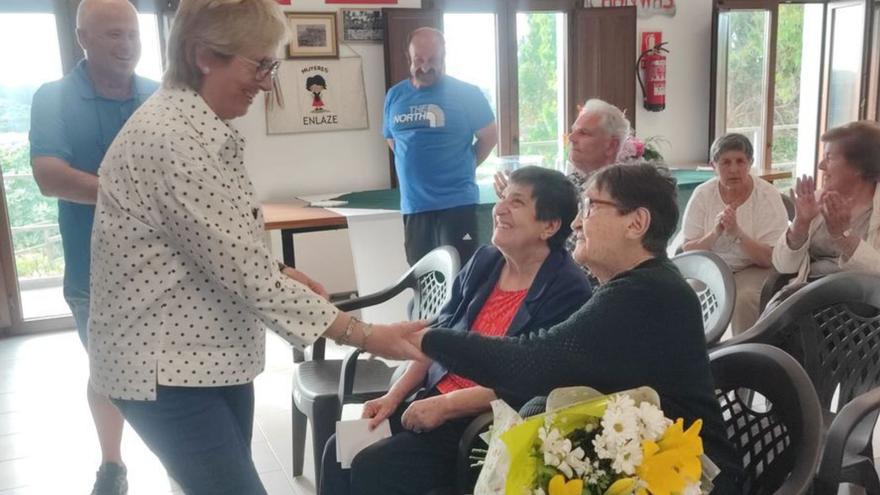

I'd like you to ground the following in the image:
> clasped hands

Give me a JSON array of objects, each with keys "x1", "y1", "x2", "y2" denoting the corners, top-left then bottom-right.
[
  {"x1": 362, "y1": 386, "x2": 448, "y2": 434},
  {"x1": 281, "y1": 266, "x2": 432, "y2": 361},
  {"x1": 789, "y1": 175, "x2": 853, "y2": 245},
  {"x1": 714, "y1": 203, "x2": 742, "y2": 240}
]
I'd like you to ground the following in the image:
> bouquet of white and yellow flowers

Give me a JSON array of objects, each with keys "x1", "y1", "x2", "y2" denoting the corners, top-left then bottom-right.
[{"x1": 472, "y1": 387, "x2": 717, "y2": 495}]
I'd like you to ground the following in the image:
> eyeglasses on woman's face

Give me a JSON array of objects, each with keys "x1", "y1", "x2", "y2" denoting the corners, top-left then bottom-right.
[
  {"x1": 235, "y1": 54, "x2": 281, "y2": 82},
  {"x1": 578, "y1": 196, "x2": 622, "y2": 218}
]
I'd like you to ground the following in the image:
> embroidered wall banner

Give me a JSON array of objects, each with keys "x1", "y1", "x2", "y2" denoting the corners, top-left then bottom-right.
[{"x1": 267, "y1": 57, "x2": 369, "y2": 134}]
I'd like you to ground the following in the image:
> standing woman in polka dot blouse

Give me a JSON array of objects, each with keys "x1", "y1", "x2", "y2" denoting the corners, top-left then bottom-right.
[{"x1": 88, "y1": 1, "x2": 426, "y2": 493}]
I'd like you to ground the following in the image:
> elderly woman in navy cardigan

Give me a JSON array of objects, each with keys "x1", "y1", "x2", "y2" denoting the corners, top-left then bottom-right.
[{"x1": 320, "y1": 166, "x2": 592, "y2": 495}]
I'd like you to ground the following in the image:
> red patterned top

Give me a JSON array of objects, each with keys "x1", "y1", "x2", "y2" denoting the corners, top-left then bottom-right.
[{"x1": 435, "y1": 286, "x2": 528, "y2": 394}]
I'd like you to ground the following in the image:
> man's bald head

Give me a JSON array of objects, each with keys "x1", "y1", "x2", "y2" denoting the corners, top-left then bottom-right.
[
  {"x1": 407, "y1": 27, "x2": 445, "y2": 88},
  {"x1": 408, "y1": 27, "x2": 445, "y2": 50},
  {"x1": 76, "y1": 0, "x2": 141, "y2": 83},
  {"x1": 77, "y1": 0, "x2": 138, "y2": 31}
]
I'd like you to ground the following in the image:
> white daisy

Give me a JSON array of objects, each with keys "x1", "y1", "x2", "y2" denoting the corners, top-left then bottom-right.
[
  {"x1": 610, "y1": 442, "x2": 643, "y2": 475},
  {"x1": 637, "y1": 402, "x2": 671, "y2": 442}
]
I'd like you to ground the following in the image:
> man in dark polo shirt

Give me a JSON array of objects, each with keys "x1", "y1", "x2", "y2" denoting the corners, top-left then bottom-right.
[{"x1": 29, "y1": 0, "x2": 158, "y2": 493}]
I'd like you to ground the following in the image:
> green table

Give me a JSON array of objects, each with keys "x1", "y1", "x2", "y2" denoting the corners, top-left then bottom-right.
[{"x1": 333, "y1": 169, "x2": 714, "y2": 245}]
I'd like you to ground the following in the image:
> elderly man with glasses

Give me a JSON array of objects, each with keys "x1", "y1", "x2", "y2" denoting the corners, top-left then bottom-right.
[{"x1": 495, "y1": 99, "x2": 631, "y2": 288}]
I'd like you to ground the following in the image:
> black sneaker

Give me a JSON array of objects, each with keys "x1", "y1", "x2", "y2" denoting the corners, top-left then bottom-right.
[{"x1": 91, "y1": 462, "x2": 128, "y2": 495}]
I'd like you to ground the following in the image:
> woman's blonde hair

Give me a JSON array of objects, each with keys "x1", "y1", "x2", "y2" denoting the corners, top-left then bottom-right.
[{"x1": 165, "y1": 0, "x2": 288, "y2": 92}]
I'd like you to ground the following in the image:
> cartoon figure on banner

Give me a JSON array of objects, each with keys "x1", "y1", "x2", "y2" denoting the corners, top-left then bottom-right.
[
  {"x1": 299, "y1": 65, "x2": 339, "y2": 126},
  {"x1": 306, "y1": 75, "x2": 328, "y2": 113},
  {"x1": 266, "y1": 59, "x2": 369, "y2": 134}
]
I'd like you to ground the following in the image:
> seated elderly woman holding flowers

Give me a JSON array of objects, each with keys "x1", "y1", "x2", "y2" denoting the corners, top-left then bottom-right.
[
  {"x1": 407, "y1": 164, "x2": 743, "y2": 494},
  {"x1": 320, "y1": 166, "x2": 592, "y2": 495},
  {"x1": 681, "y1": 133, "x2": 788, "y2": 334}
]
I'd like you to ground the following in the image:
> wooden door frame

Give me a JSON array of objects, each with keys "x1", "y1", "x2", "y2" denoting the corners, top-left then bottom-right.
[
  {"x1": 869, "y1": 0, "x2": 880, "y2": 120},
  {"x1": 0, "y1": 181, "x2": 22, "y2": 334}
]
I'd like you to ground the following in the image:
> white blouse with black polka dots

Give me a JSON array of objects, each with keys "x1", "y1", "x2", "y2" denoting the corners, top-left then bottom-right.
[{"x1": 88, "y1": 87, "x2": 338, "y2": 401}]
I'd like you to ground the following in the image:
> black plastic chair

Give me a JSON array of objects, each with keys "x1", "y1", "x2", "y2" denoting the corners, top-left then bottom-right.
[
  {"x1": 758, "y1": 270, "x2": 795, "y2": 313},
  {"x1": 724, "y1": 272, "x2": 880, "y2": 494},
  {"x1": 449, "y1": 344, "x2": 823, "y2": 495},
  {"x1": 291, "y1": 246, "x2": 459, "y2": 479},
  {"x1": 672, "y1": 250, "x2": 735, "y2": 346},
  {"x1": 711, "y1": 343, "x2": 823, "y2": 494},
  {"x1": 757, "y1": 192, "x2": 796, "y2": 313}
]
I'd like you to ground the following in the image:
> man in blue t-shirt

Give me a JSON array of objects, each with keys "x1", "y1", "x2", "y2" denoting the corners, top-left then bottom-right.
[
  {"x1": 28, "y1": 1, "x2": 158, "y2": 493},
  {"x1": 383, "y1": 27, "x2": 497, "y2": 266}
]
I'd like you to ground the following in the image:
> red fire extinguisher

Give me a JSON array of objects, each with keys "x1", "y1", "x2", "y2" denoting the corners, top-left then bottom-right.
[{"x1": 637, "y1": 41, "x2": 668, "y2": 112}]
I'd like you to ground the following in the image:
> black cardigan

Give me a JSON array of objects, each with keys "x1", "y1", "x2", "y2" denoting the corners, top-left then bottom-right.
[{"x1": 423, "y1": 257, "x2": 743, "y2": 493}]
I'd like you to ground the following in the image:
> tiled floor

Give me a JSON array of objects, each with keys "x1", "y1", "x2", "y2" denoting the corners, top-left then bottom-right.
[
  {"x1": 3, "y1": 330, "x2": 880, "y2": 495},
  {"x1": 0, "y1": 330, "x2": 337, "y2": 495}
]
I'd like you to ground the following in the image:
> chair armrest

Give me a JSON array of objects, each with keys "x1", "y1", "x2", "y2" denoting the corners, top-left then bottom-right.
[
  {"x1": 292, "y1": 337, "x2": 327, "y2": 364},
  {"x1": 338, "y1": 347, "x2": 364, "y2": 404},
  {"x1": 456, "y1": 411, "x2": 494, "y2": 495},
  {"x1": 337, "y1": 283, "x2": 409, "y2": 313},
  {"x1": 815, "y1": 387, "x2": 880, "y2": 495},
  {"x1": 312, "y1": 337, "x2": 326, "y2": 360},
  {"x1": 758, "y1": 269, "x2": 794, "y2": 313}
]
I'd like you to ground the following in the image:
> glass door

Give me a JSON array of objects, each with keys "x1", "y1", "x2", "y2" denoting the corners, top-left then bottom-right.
[
  {"x1": 715, "y1": 8, "x2": 772, "y2": 172},
  {"x1": 824, "y1": 0, "x2": 866, "y2": 130},
  {"x1": 772, "y1": 3, "x2": 824, "y2": 181},
  {"x1": 137, "y1": 12, "x2": 164, "y2": 80},
  {"x1": 444, "y1": 12, "x2": 500, "y2": 185},
  {"x1": 0, "y1": 12, "x2": 67, "y2": 321},
  {"x1": 516, "y1": 11, "x2": 567, "y2": 171},
  {"x1": 0, "y1": 5, "x2": 167, "y2": 328}
]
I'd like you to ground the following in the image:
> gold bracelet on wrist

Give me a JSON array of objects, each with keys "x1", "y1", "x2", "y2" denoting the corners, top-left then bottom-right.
[
  {"x1": 335, "y1": 316, "x2": 359, "y2": 346},
  {"x1": 361, "y1": 322, "x2": 374, "y2": 349}
]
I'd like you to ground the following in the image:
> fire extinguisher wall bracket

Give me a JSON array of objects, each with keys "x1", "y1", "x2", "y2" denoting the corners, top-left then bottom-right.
[{"x1": 636, "y1": 42, "x2": 668, "y2": 112}]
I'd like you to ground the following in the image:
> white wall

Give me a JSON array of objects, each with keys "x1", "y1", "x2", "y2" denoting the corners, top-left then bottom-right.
[
  {"x1": 239, "y1": 0, "x2": 421, "y2": 294},
  {"x1": 238, "y1": 0, "x2": 421, "y2": 200},
  {"x1": 634, "y1": 0, "x2": 714, "y2": 166}
]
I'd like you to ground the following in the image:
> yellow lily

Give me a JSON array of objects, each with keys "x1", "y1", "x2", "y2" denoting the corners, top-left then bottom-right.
[
  {"x1": 604, "y1": 477, "x2": 637, "y2": 495},
  {"x1": 548, "y1": 474, "x2": 584, "y2": 495},
  {"x1": 636, "y1": 419, "x2": 703, "y2": 495}
]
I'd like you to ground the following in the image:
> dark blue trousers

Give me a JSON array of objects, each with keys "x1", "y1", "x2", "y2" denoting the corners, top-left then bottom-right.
[{"x1": 114, "y1": 383, "x2": 266, "y2": 495}]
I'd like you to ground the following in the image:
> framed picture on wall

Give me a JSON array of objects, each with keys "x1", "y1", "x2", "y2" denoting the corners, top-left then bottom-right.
[
  {"x1": 341, "y1": 8, "x2": 384, "y2": 43},
  {"x1": 286, "y1": 12, "x2": 339, "y2": 59}
]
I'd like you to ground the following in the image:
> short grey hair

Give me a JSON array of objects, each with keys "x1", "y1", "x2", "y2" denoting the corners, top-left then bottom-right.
[
  {"x1": 408, "y1": 27, "x2": 445, "y2": 47},
  {"x1": 710, "y1": 133, "x2": 754, "y2": 164},
  {"x1": 407, "y1": 27, "x2": 446, "y2": 58},
  {"x1": 164, "y1": 0, "x2": 288, "y2": 90},
  {"x1": 580, "y1": 99, "x2": 631, "y2": 147}
]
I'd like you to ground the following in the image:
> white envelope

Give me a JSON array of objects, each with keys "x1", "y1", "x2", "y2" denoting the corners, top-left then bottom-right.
[{"x1": 335, "y1": 418, "x2": 392, "y2": 469}]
